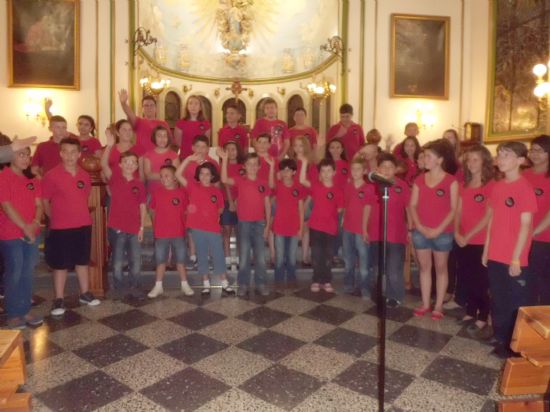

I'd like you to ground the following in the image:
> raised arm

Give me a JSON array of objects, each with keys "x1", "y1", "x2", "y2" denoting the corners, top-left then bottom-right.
[
  {"x1": 299, "y1": 158, "x2": 311, "y2": 188},
  {"x1": 118, "y1": 89, "x2": 137, "y2": 127},
  {"x1": 216, "y1": 147, "x2": 235, "y2": 186},
  {"x1": 175, "y1": 153, "x2": 198, "y2": 187},
  {"x1": 101, "y1": 128, "x2": 116, "y2": 180},
  {"x1": 44, "y1": 98, "x2": 53, "y2": 121}
]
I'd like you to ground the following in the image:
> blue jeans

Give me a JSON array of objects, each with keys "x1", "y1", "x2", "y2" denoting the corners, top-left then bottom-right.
[
  {"x1": 274, "y1": 235, "x2": 298, "y2": 283},
  {"x1": 368, "y1": 241, "x2": 406, "y2": 301},
  {"x1": 238, "y1": 221, "x2": 267, "y2": 287},
  {"x1": 0, "y1": 238, "x2": 39, "y2": 319},
  {"x1": 109, "y1": 228, "x2": 142, "y2": 291},
  {"x1": 190, "y1": 229, "x2": 226, "y2": 276},
  {"x1": 155, "y1": 237, "x2": 187, "y2": 265},
  {"x1": 342, "y1": 230, "x2": 369, "y2": 294}
]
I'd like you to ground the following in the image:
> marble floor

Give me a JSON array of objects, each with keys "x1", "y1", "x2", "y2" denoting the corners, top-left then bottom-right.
[{"x1": 1, "y1": 272, "x2": 514, "y2": 412}]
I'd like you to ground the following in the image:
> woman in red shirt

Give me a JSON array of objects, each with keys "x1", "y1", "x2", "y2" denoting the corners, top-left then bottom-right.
[
  {"x1": 410, "y1": 139, "x2": 459, "y2": 320},
  {"x1": 143, "y1": 126, "x2": 180, "y2": 194}
]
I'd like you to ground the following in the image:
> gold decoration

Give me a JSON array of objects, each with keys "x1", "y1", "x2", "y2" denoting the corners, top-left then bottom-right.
[{"x1": 216, "y1": 0, "x2": 254, "y2": 69}]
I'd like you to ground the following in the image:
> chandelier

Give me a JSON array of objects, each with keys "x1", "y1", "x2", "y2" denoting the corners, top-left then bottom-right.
[
  {"x1": 533, "y1": 62, "x2": 550, "y2": 100},
  {"x1": 139, "y1": 69, "x2": 170, "y2": 96},
  {"x1": 302, "y1": 78, "x2": 336, "y2": 100}
]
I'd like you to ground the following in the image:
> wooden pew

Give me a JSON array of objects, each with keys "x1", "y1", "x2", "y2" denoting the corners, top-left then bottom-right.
[{"x1": 0, "y1": 330, "x2": 31, "y2": 411}]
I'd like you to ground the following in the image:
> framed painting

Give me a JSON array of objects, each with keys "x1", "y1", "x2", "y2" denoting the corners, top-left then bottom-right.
[
  {"x1": 486, "y1": 0, "x2": 550, "y2": 142},
  {"x1": 8, "y1": 0, "x2": 80, "y2": 89},
  {"x1": 390, "y1": 14, "x2": 450, "y2": 99}
]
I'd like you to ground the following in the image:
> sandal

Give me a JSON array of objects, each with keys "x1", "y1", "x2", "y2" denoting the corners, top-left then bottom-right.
[
  {"x1": 431, "y1": 310, "x2": 444, "y2": 321},
  {"x1": 310, "y1": 283, "x2": 321, "y2": 293},
  {"x1": 413, "y1": 306, "x2": 432, "y2": 317}
]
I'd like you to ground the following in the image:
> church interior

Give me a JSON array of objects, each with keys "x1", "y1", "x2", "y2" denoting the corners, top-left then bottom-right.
[{"x1": 1, "y1": 1, "x2": 550, "y2": 411}]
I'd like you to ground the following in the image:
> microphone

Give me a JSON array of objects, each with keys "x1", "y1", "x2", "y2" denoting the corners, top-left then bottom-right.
[{"x1": 368, "y1": 171, "x2": 394, "y2": 186}]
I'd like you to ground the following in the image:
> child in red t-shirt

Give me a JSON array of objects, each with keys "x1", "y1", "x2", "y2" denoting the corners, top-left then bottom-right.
[
  {"x1": 0, "y1": 143, "x2": 44, "y2": 328},
  {"x1": 42, "y1": 138, "x2": 100, "y2": 316},
  {"x1": 101, "y1": 134, "x2": 147, "y2": 300},
  {"x1": 219, "y1": 141, "x2": 244, "y2": 267},
  {"x1": 251, "y1": 98, "x2": 290, "y2": 160},
  {"x1": 326, "y1": 103, "x2": 365, "y2": 160},
  {"x1": 353, "y1": 142, "x2": 380, "y2": 175},
  {"x1": 218, "y1": 103, "x2": 249, "y2": 152},
  {"x1": 525, "y1": 135, "x2": 550, "y2": 305},
  {"x1": 300, "y1": 158, "x2": 344, "y2": 293},
  {"x1": 271, "y1": 159, "x2": 304, "y2": 289},
  {"x1": 119, "y1": 89, "x2": 172, "y2": 153},
  {"x1": 483, "y1": 142, "x2": 537, "y2": 357},
  {"x1": 252, "y1": 134, "x2": 276, "y2": 181},
  {"x1": 410, "y1": 139, "x2": 458, "y2": 320},
  {"x1": 147, "y1": 165, "x2": 194, "y2": 298},
  {"x1": 75, "y1": 115, "x2": 102, "y2": 159},
  {"x1": 144, "y1": 126, "x2": 180, "y2": 194},
  {"x1": 31, "y1": 115, "x2": 69, "y2": 176},
  {"x1": 175, "y1": 155, "x2": 234, "y2": 295},
  {"x1": 454, "y1": 145, "x2": 494, "y2": 338},
  {"x1": 393, "y1": 136, "x2": 421, "y2": 187},
  {"x1": 105, "y1": 120, "x2": 146, "y2": 180},
  {"x1": 220, "y1": 150, "x2": 274, "y2": 296},
  {"x1": 175, "y1": 95, "x2": 211, "y2": 159},
  {"x1": 342, "y1": 159, "x2": 374, "y2": 297},
  {"x1": 288, "y1": 107, "x2": 318, "y2": 148}
]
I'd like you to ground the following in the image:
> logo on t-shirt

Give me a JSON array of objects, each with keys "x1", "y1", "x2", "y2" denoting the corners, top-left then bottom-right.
[
  {"x1": 505, "y1": 197, "x2": 515, "y2": 207},
  {"x1": 394, "y1": 186, "x2": 402, "y2": 194},
  {"x1": 76, "y1": 180, "x2": 85, "y2": 189},
  {"x1": 131, "y1": 186, "x2": 140, "y2": 195},
  {"x1": 327, "y1": 192, "x2": 334, "y2": 200},
  {"x1": 234, "y1": 134, "x2": 241, "y2": 139},
  {"x1": 258, "y1": 185, "x2": 266, "y2": 193},
  {"x1": 239, "y1": 168, "x2": 245, "y2": 176},
  {"x1": 358, "y1": 191, "x2": 365, "y2": 199},
  {"x1": 535, "y1": 187, "x2": 544, "y2": 196},
  {"x1": 352, "y1": 128, "x2": 358, "y2": 135},
  {"x1": 199, "y1": 124, "x2": 206, "y2": 131},
  {"x1": 274, "y1": 126, "x2": 283, "y2": 135},
  {"x1": 172, "y1": 197, "x2": 180, "y2": 206},
  {"x1": 474, "y1": 194, "x2": 485, "y2": 203},
  {"x1": 436, "y1": 189, "x2": 445, "y2": 197},
  {"x1": 82, "y1": 146, "x2": 89, "y2": 153},
  {"x1": 292, "y1": 189, "x2": 299, "y2": 197},
  {"x1": 164, "y1": 158, "x2": 173, "y2": 165},
  {"x1": 26, "y1": 182, "x2": 35, "y2": 191},
  {"x1": 341, "y1": 168, "x2": 348, "y2": 175},
  {"x1": 210, "y1": 195, "x2": 218, "y2": 203}
]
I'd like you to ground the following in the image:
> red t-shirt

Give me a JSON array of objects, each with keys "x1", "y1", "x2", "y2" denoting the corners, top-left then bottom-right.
[
  {"x1": 414, "y1": 173, "x2": 456, "y2": 233},
  {"x1": 343, "y1": 181, "x2": 375, "y2": 236},
  {"x1": 0, "y1": 168, "x2": 41, "y2": 240},
  {"x1": 367, "y1": 180, "x2": 411, "y2": 243},
  {"x1": 295, "y1": 160, "x2": 319, "y2": 195},
  {"x1": 218, "y1": 124, "x2": 249, "y2": 151},
  {"x1": 80, "y1": 137, "x2": 102, "y2": 156},
  {"x1": 458, "y1": 181, "x2": 495, "y2": 245},
  {"x1": 31, "y1": 138, "x2": 61, "y2": 174},
  {"x1": 150, "y1": 185, "x2": 188, "y2": 238},
  {"x1": 272, "y1": 181, "x2": 304, "y2": 237},
  {"x1": 326, "y1": 122, "x2": 365, "y2": 160},
  {"x1": 308, "y1": 181, "x2": 344, "y2": 235},
  {"x1": 234, "y1": 175, "x2": 270, "y2": 221},
  {"x1": 335, "y1": 159, "x2": 351, "y2": 188},
  {"x1": 42, "y1": 164, "x2": 92, "y2": 229},
  {"x1": 176, "y1": 119, "x2": 211, "y2": 159},
  {"x1": 223, "y1": 161, "x2": 244, "y2": 201},
  {"x1": 108, "y1": 144, "x2": 146, "y2": 169},
  {"x1": 488, "y1": 176, "x2": 537, "y2": 266},
  {"x1": 134, "y1": 117, "x2": 172, "y2": 153},
  {"x1": 144, "y1": 148, "x2": 179, "y2": 193},
  {"x1": 523, "y1": 168, "x2": 550, "y2": 242},
  {"x1": 289, "y1": 126, "x2": 318, "y2": 147},
  {"x1": 257, "y1": 155, "x2": 276, "y2": 181},
  {"x1": 183, "y1": 156, "x2": 220, "y2": 183},
  {"x1": 251, "y1": 118, "x2": 290, "y2": 158},
  {"x1": 107, "y1": 173, "x2": 146, "y2": 235},
  {"x1": 186, "y1": 182, "x2": 224, "y2": 233},
  {"x1": 395, "y1": 152, "x2": 418, "y2": 187}
]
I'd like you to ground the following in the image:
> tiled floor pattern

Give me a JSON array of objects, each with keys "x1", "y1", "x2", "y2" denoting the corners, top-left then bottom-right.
[{"x1": 2, "y1": 284, "x2": 513, "y2": 411}]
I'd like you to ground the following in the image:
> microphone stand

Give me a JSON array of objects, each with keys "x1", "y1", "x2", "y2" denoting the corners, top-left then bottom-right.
[{"x1": 377, "y1": 184, "x2": 390, "y2": 412}]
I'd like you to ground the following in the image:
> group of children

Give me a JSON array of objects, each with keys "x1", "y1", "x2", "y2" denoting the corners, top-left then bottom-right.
[{"x1": 1, "y1": 93, "x2": 549, "y2": 362}]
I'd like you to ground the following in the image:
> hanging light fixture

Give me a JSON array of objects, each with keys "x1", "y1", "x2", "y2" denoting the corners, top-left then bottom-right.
[{"x1": 301, "y1": 77, "x2": 337, "y2": 100}]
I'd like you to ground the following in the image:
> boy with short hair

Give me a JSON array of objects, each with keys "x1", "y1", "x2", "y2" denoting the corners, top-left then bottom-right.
[
  {"x1": 252, "y1": 133, "x2": 276, "y2": 182},
  {"x1": 326, "y1": 104, "x2": 365, "y2": 160},
  {"x1": 218, "y1": 103, "x2": 249, "y2": 152},
  {"x1": 42, "y1": 137, "x2": 100, "y2": 315},
  {"x1": 251, "y1": 98, "x2": 290, "y2": 160},
  {"x1": 289, "y1": 107, "x2": 317, "y2": 148},
  {"x1": 31, "y1": 115, "x2": 70, "y2": 176},
  {"x1": 483, "y1": 141, "x2": 537, "y2": 358}
]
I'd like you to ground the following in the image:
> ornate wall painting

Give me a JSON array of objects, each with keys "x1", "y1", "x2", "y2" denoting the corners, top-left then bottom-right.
[
  {"x1": 486, "y1": 0, "x2": 550, "y2": 142},
  {"x1": 390, "y1": 14, "x2": 450, "y2": 100},
  {"x1": 8, "y1": 0, "x2": 80, "y2": 89}
]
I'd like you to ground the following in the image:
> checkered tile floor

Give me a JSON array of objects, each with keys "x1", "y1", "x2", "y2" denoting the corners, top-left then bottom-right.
[{"x1": 4, "y1": 280, "x2": 510, "y2": 411}]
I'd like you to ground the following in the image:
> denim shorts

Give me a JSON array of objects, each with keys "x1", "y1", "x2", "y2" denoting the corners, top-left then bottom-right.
[
  {"x1": 155, "y1": 237, "x2": 187, "y2": 264},
  {"x1": 220, "y1": 202, "x2": 238, "y2": 226},
  {"x1": 412, "y1": 230, "x2": 454, "y2": 252}
]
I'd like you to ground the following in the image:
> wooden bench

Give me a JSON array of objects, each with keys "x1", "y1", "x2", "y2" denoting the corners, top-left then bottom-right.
[
  {"x1": 499, "y1": 306, "x2": 550, "y2": 412},
  {"x1": 0, "y1": 330, "x2": 31, "y2": 412}
]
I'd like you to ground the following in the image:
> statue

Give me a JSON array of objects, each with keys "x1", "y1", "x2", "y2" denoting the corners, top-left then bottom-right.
[{"x1": 216, "y1": 0, "x2": 254, "y2": 68}]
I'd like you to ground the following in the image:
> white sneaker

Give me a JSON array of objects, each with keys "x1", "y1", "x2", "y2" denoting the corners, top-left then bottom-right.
[
  {"x1": 181, "y1": 281, "x2": 194, "y2": 296},
  {"x1": 201, "y1": 280, "x2": 211, "y2": 295},
  {"x1": 225, "y1": 256, "x2": 232, "y2": 267},
  {"x1": 231, "y1": 256, "x2": 239, "y2": 265},
  {"x1": 148, "y1": 283, "x2": 164, "y2": 298}
]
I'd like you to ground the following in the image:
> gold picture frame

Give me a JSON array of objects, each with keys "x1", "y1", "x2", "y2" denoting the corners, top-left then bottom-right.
[
  {"x1": 8, "y1": 0, "x2": 80, "y2": 89},
  {"x1": 390, "y1": 14, "x2": 450, "y2": 99}
]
